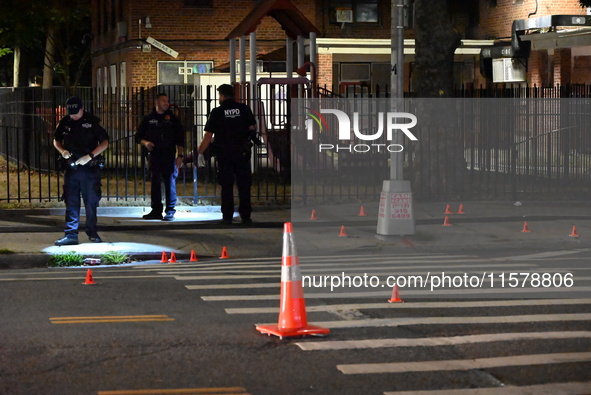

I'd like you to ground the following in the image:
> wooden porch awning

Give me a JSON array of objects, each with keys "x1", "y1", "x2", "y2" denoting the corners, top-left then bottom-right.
[{"x1": 225, "y1": 0, "x2": 320, "y2": 40}]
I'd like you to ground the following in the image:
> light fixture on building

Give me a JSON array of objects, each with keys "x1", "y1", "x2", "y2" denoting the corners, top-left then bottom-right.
[{"x1": 138, "y1": 16, "x2": 152, "y2": 40}]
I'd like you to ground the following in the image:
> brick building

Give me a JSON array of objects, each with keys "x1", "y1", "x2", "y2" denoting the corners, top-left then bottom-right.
[{"x1": 91, "y1": 0, "x2": 591, "y2": 94}]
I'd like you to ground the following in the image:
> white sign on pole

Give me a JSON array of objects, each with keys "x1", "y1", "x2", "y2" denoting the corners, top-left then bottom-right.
[{"x1": 146, "y1": 36, "x2": 179, "y2": 58}]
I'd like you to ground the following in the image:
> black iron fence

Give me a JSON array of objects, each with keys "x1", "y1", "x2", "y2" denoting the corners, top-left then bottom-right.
[{"x1": 1, "y1": 84, "x2": 591, "y2": 204}]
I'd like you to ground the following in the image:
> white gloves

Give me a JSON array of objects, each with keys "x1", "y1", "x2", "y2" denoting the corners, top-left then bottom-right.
[
  {"x1": 75, "y1": 155, "x2": 92, "y2": 166},
  {"x1": 197, "y1": 153, "x2": 206, "y2": 167}
]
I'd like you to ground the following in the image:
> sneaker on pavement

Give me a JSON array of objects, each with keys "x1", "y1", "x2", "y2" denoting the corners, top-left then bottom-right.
[
  {"x1": 142, "y1": 211, "x2": 163, "y2": 220},
  {"x1": 162, "y1": 212, "x2": 175, "y2": 221},
  {"x1": 241, "y1": 218, "x2": 253, "y2": 226},
  {"x1": 55, "y1": 235, "x2": 79, "y2": 246}
]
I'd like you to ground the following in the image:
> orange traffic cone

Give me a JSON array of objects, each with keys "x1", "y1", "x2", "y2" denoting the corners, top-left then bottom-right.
[
  {"x1": 310, "y1": 209, "x2": 318, "y2": 220},
  {"x1": 220, "y1": 246, "x2": 229, "y2": 259},
  {"x1": 189, "y1": 250, "x2": 199, "y2": 262},
  {"x1": 444, "y1": 204, "x2": 453, "y2": 214},
  {"x1": 160, "y1": 251, "x2": 168, "y2": 263},
  {"x1": 521, "y1": 221, "x2": 531, "y2": 233},
  {"x1": 339, "y1": 225, "x2": 348, "y2": 237},
  {"x1": 457, "y1": 204, "x2": 465, "y2": 214},
  {"x1": 358, "y1": 206, "x2": 367, "y2": 216},
  {"x1": 388, "y1": 284, "x2": 403, "y2": 303},
  {"x1": 442, "y1": 216, "x2": 452, "y2": 226},
  {"x1": 256, "y1": 222, "x2": 330, "y2": 339},
  {"x1": 569, "y1": 225, "x2": 580, "y2": 238},
  {"x1": 168, "y1": 251, "x2": 177, "y2": 263},
  {"x1": 82, "y1": 269, "x2": 97, "y2": 285}
]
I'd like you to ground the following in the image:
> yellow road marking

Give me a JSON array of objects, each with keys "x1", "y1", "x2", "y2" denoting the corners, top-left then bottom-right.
[
  {"x1": 50, "y1": 315, "x2": 175, "y2": 324},
  {"x1": 97, "y1": 387, "x2": 249, "y2": 394}
]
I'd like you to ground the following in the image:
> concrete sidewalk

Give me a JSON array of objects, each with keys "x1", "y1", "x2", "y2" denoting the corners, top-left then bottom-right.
[{"x1": 0, "y1": 200, "x2": 590, "y2": 268}]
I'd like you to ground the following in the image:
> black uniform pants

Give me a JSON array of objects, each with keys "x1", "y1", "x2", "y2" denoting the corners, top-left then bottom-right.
[
  {"x1": 63, "y1": 166, "x2": 102, "y2": 237},
  {"x1": 218, "y1": 156, "x2": 252, "y2": 221}
]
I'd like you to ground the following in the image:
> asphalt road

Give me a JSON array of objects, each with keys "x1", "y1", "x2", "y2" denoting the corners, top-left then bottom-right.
[{"x1": 1, "y1": 246, "x2": 590, "y2": 395}]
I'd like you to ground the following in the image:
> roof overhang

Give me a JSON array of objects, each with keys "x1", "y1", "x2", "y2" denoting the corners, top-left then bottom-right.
[
  {"x1": 520, "y1": 28, "x2": 591, "y2": 50},
  {"x1": 315, "y1": 38, "x2": 495, "y2": 56},
  {"x1": 226, "y1": 0, "x2": 320, "y2": 40}
]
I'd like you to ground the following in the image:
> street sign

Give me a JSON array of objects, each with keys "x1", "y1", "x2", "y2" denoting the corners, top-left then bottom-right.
[{"x1": 146, "y1": 36, "x2": 179, "y2": 58}]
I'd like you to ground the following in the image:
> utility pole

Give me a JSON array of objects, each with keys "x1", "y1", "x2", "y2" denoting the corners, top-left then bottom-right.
[{"x1": 376, "y1": 0, "x2": 416, "y2": 237}]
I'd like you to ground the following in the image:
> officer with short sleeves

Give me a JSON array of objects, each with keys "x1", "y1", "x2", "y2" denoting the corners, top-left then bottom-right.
[{"x1": 197, "y1": 84, "x2": 257, "y2": 225}]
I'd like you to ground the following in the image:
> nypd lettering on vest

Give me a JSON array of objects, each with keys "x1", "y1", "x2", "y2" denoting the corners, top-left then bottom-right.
[
  {"x1": 149, "y1": 119, "x2": 159, "y2": 125},
  {"x1": 82, "y1": 123, "x2": 92, "y2": 128},
  {"x1": 224, "y1": 109, "x2": 241, "y2": 118}
]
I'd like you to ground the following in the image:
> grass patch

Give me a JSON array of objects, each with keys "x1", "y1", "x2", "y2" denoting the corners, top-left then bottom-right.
[
  {"x1": 99, "y1": 250, "x2": 131, "y2": 265},
  {"x1": 0, "y1": 248, "x2": 15, "y2": 254},
  {"x1": 49, "y1": 251, "x2": 85, "y2": 267},
  {"x1": 48, "y1": 250, "x2": 131, "y2": 267}
]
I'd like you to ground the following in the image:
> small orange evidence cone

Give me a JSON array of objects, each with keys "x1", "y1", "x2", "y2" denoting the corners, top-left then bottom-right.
[
  {"x1": 310, "y1": 209, "x2": 317, "y2": 220},
  {"x1": 83, "y1": 269, "x2": 97, "y2": 285},
  {"x1": 256, "y1": 222, "x2": 329, "y2": 339},
  {"x1": 189, "y1": 250, "x2": 199, "y2": 262},
  {"x1": 220, "y1": 246, "x2": 229, "y2": 259},
  {"x1": 521, "y1": 221, "x2": 531, "y2": 233},
  {"x1": 444, "y1": 204, "x2": 453, "y2": 214},
  {"x1": 168, "y1": 251, "x2": 177, "y2": 263},
  {"x1": 457, "y1": 204, "x2": 465, "y2": 214},
  {"x1": 358, "y1": 206, "x2": 367, "y2": 216},
  {"x1": 569, "y1": 225, "x2": 580, "y2": 238},
  {"x1": 160, "y1": 251, "x2": 168, "y2": 263},
  {"x1": 339, "y1": 225, "x2": 348, "y2": 237},
  {"x1": 442, "y1": 216, "x2": 452, "y2": 226},
  {"x1": 388, "y1": 285, "x2": 403, "y2": 303}
]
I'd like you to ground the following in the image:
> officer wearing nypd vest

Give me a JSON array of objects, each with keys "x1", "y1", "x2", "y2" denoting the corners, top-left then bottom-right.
[
  {"x1": 53, "y1": 96, "x2": 109, "y2": 246},
  {"x1": 197, "y1": 84, "x2": 257, "y2": 225}
]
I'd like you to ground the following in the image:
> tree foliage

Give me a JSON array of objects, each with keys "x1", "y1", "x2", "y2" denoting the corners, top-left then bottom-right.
[{"x1": 0, "y1": 0, "x2": 91, "y2": 88}]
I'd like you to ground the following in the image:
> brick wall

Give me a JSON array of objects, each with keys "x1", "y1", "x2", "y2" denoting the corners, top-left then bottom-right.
[
  {"x1": 553, "y1": 48, "x2": 572, "y2": 85},
  {"x1": 317, "y1": 53, "x2": 333, "y2": 89},
  {"x1": 527, "y1": 50, "x2": 549, "y2": 87},
  {"x1": 572, "y1": 55, "x2": 591, "y2": 83},
  {"x1": 479, "y1": 0, "x2": 585, "y2": 39},
  {"x1": 93, "y1": 0, "x2": 318, "y2": 87}
]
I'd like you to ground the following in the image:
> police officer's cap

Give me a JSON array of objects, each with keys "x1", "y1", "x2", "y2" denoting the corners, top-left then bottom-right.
[
  {"x1": 66, "y1": 96, "x2": 83, "y2": 115},
  {"x1": 217, "y1": 84, "x2": 234, "y2": 98}
]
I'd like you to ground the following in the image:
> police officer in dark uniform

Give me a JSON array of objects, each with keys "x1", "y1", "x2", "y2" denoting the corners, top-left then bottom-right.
[
  {"x1": 135, "y1": 93, "x2": 185, "y2": 221},
  {"x1": 197, "y1": 84, "x2": 257, "y2": 225},
  {"x1": 53, "y1": 97, "x2": 109, "y2": 246}
]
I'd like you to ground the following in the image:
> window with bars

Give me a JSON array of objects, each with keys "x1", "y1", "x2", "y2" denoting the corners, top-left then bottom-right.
[
  {"x1": 157, "y1": 61, "x2": 214, "y2": 85},
  {"x1": 330, "y1": 0, "x2": 379, "y2": 24}
]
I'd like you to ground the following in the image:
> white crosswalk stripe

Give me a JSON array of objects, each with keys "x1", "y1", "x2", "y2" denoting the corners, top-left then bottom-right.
[
  {"x1": 383, "y1": 382, "x2": 591, "y2": 395},
  {"x1": 145, "y1": 252, "x2": 591, "y2": 394},
  {"x1": 337, "y1": 352, "x2": 591, "y2": 374}
]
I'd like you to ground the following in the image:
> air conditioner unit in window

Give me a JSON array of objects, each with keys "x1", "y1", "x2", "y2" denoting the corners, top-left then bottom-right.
[{"x1": 336, "y1": 9, "x2": 353, "y2": 23}]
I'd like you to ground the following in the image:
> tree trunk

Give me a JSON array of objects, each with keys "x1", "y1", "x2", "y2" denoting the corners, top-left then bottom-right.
[
  {"x1": 42, "y1": 26, "x2": 56, "y2": 89},
  {"x1": 12, "y1": 46, "x2": 20, "y2": 87},
  {"x1": 411, "y1": 0, "x2": 464, "y2": 200}
]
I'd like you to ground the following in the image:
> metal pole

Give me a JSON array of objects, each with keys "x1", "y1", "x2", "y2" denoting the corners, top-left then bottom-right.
[
  {"x1": 376, "y1": 0, "x2": 415, "y2": 237},
  {"x1": 390, "y1": 0, "x2": 404, "y2": 181},
  {"x1": 286, "y1": 36, "x2": 293, "y2": 78},
  {"x1": 239, "y1": 36, "x2": 246, "y2": 84},
  {"x1": 250, "y1": 32, "x2": 257, "y2": 103},
  {"x1": 229, "y1": 38, "x2": 236, "y2": 84}
]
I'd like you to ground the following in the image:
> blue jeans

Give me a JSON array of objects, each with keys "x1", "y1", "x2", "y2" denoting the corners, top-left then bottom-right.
[{"x1": 149, "y1": 162, "x2": 178, "y2": 213}]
